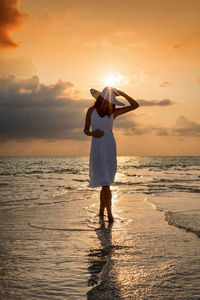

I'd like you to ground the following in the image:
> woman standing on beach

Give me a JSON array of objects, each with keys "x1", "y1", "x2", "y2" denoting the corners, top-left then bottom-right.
[{"x1": 84, "y1": 86, "x2": 139, "y2": 222}]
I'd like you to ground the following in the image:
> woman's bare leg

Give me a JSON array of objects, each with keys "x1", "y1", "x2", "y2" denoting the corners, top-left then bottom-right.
[
  {"x1": 99, "y1": 187, "x2": 106, "y2": 217},
  {"x1": 100, "y1": 185, "x2": 114, "y2": 222}
]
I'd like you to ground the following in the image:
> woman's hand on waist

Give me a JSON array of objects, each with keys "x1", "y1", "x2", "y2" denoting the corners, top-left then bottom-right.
[{"x1": 92, "y1": 129, "x2": 104, "y2": 138}]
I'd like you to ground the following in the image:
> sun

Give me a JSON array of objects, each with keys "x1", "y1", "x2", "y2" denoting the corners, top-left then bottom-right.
[
  {"x1": 103, "y1": 73, "x2": 129, "y2": 87},
  {"x1": 104, "y1": 74, "x2": 123, "y2": 86}
]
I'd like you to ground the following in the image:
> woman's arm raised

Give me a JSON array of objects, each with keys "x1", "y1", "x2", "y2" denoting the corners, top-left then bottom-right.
[{"x1": 113, "y1": 90, "x2": 139, "y2": 119}]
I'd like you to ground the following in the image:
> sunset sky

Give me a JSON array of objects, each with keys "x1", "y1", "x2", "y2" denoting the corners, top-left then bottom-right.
[{"x1": 0, "y1": 0, "x2": 200, "y2": 156}]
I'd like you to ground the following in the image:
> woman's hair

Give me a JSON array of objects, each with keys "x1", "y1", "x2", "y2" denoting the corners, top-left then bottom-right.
[{"x1": 94, "y1": 96, "x2": 115, "y2": 117}]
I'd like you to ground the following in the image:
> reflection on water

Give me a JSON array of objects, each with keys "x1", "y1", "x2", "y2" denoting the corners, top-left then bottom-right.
[{"x1": 87, "y1": 219, "x2": 122, "y2": 299}]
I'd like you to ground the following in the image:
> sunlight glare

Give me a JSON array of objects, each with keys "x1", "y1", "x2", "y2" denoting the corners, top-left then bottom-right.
[{"x1": 103, "y1": 74, "x2": 128, "y2": 86}]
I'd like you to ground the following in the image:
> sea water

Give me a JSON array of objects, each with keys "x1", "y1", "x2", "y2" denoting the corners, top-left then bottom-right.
[{"x1": 0, "y1": 156, "x2": 200, "y2": 299}]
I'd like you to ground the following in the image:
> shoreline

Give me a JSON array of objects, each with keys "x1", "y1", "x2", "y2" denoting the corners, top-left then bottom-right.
[
  {"x1": 0, "y1": 192, "x2": 200, "y2": 299},
  {"x1": 88, "y1": 192, "x2": 200, "y2": 299}
]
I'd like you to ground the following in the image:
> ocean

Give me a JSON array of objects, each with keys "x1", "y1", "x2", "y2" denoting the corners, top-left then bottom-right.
[{"x1": 0, "y1": 156, "x2": 200, "y2": 299}]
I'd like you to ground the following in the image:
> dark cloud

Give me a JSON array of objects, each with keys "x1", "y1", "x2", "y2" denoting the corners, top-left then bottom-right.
[
  {"x1": 0, "y1": 0, "x2": 28, "y2": 48},
  {"x1": 114, "y1": 115, "x2": 139, "y2": 134},
  {"x1": 114, "y1": 114, "x2": 152, "y2": 135},
  {"x1": 1, "y1": 75, "x2": 196, "y2": 142},
  {"x1": 137, "y1": 99, "x2": 174, "y2": 106},
  {"x1": 0, "y1": 75, "x2": 90, "y2": 141},
  {"x1": 0, "y1": 74, "x2": 162, "y2": 142}
]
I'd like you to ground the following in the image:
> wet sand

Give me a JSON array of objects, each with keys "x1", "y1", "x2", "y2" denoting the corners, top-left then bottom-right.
[{"x1": 0, "y1": 191, "x2": 200, "y2": 299}]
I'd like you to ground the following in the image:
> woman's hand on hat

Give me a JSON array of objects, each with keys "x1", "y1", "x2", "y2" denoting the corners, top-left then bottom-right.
[{"x1": 92, "y1": 129, "x2": 104, "y2": 138}]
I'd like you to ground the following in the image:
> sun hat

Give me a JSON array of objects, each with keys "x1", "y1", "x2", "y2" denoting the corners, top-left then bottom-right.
[{"x1": 90, "y1": 86, "x2": 125, "y2": 106}]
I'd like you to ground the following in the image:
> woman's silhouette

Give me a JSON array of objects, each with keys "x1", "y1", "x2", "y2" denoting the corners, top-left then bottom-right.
[{"x1": 84, "y1": 87, "x2": 139, "y2": 222}]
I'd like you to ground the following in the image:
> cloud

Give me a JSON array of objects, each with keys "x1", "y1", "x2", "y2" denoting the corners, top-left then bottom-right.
[
  {"x1": 116, "y1": 114, "x2": 200, "y2": 138},
  {"x1": 160, "y1": 81, "x2": 171, "y2": 88},
  {"x1": 114, "y1": 113, "x2": 153, "y2": 136},
  {"x1": 0, "y1": 0, "x2": 28, "y2": 48},
  {"x1": 2, "y1": 75, "x2": 197, "y2": 143},
  {"x1": 156, "y1": 128, "x2": 169, "y2": 136},
  {"x1": 155, "y1": 116, "x2": 200, "y2": 137},
  {"x1": 0, "y1": 74, "x2": 157, "y2": 142},
  {"x1": 117, "y1": 114, "x2": 200, "y2": 138},
  {"x1": 172, "y1": 115, "x2": 200, "y2": 137},
  {"x1": 114, "y1": 115, "x2": 139, "y2": 133},
  {"x1": 173, "y1": 44, "x2": 180, "y2": 50},
  {"x1": 137, "y1": 99, "x2": 174, "y2": 106},
  {"x1": 0, "y1": 75, "x2": 90, "y2": 142}
]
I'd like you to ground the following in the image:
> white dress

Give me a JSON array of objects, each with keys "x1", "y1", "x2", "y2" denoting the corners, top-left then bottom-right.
[{"x1": 89, "y1": 108, "x2": 117, "y2": 188}]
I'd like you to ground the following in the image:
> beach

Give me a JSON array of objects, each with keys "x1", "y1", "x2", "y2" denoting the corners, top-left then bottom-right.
[
  {"x1": 1, "y1": 0, "x2": 200, "y2": 298},
  {"x1": 0, "y1": 156, "x2": 200, "y2": 299}
]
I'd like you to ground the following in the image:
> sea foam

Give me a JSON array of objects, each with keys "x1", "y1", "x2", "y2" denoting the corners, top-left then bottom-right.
[{"x1": 165, "y1": 210, "x2": 200, "y2": 237}]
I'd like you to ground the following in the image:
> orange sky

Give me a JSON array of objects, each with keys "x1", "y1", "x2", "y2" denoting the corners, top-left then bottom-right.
[{"x1": 0, "y1": 0, "x2": 200, "y2": 156}]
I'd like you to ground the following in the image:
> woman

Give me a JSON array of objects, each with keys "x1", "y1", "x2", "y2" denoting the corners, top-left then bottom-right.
[{"x1": 84, "y1": 86, "x2": 139, "y2": 222}]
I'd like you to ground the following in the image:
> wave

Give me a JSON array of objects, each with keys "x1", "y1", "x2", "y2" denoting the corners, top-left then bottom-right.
[
  {"x1": 26, "y1": 169, "x2": 80, "y2": 175},
  {"x1": 47, "y1": 169, "x2": 80, "y2": 175},
  {"x1": 113, "y1": 181, "x2": 144, "y2": 186},
  {"x1": 0, "y1": 182, "x2": 9, "y2": 186},
  {"x1": 0, "y1": 172, "x2": 17, "y2": 176},
  {"x1": 28, "y1": 222, "x2": 93, "y2": 231},
  {"x1": 72, "y1": 178, "x2": 89, "y2": 182},
  {"x1": 144, "y1": 183, "x2": 200, "y2": 194},
  {"x1": 0, "y1": 168, "x2": 80, "y2": 176},
  {"x1": 144, "y1": 198, "x2": 200, "y2": 238},
  {"x1": 112, "y1": 181, "x2": 200, "y2": 196},
  {"x1": 165, "y1": 210, "x2": 200, "y2": 238},
  {"x1": 152, "y1": 178, "x2": 200, "y2": 183},
  {"x1": 170, "y1": 185, "x2": 200, "y2": 193},
  {"x1": 120, "y1": 164, "x2": 200, "y2": 170}
]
